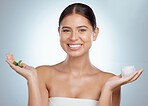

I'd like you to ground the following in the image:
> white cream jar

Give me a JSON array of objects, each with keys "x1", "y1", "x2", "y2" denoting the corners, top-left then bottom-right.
[{"x1": 121, "y1": 66, "x2": 136, "y2": 77}]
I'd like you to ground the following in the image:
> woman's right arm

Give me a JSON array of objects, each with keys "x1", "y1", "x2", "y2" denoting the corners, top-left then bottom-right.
[
  {"x1": 35, "y1": 66, "x2": 49, "y2": 106},
  {"x1": 27, "y1": 72, "x2": 42, "y2": 106},
  {"x1": 6, "y1": 53, "x2": 49, "y2": 106}
]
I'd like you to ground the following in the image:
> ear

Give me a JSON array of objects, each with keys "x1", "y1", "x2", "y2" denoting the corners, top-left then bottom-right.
[
  {"x1": 58, "y1": 27, "x2": 60, "y2": 34},
  {"x1": 93, "y1": 27, "x2": 99, "y2": 41}
]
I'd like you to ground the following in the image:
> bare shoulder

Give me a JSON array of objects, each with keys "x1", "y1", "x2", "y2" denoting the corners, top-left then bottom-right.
[
  {"x1": 102, "y1": 71, "x2": 116, "y2": 78},
  {"x1": 35, "y1": 65, "x2": 55, "y2": 80},
  {"x1": 35, "y1": 61, "x2": 64, "y2": 79},
  {"x1": 97, "y1": 69, "x2": 116, "y2": 83},
  {"x1": 36, "y1": 65, "x2": 54, "y2": 73},
  {"x1": 36, "y1": 65, "x2": 54, "y2": 72}
]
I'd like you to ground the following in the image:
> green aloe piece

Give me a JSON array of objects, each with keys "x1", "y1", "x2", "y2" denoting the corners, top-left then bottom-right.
[
  {"x1": 13, "y1": 60, "x2": 23, "y2": 68},
  {"x1": 13, "y1": 61, "x2": 18, "y2": 65},
  {"x1": 18, "y1": 60, "x2": 22, "y2": 65},
  {"x1": 19, "y1": 65, "x2": 23, "y2": 68}
]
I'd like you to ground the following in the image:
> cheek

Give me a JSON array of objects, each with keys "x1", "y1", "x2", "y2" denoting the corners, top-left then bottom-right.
[
  {"x1": 60, "y1": 35, "x2": 67, "y2": 51},
  {"x1": 60, "y1": 34, "x2": 68, "y2": 42},
  {"x1": 81, "y1": 34, "x2": 93, "y2": 49},
  {"x1": 81, "y1": 34, "x2": 92, "y2": 43}
]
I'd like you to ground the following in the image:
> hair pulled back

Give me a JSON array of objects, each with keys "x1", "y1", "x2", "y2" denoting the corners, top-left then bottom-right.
[{"x1": 59, "y1": 3, "x2": 97, "y2": 31}]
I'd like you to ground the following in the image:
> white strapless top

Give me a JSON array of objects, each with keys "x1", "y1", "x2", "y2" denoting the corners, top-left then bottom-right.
[{"x1": 48, "y1": 97, "x2": 98, "y2": 106}]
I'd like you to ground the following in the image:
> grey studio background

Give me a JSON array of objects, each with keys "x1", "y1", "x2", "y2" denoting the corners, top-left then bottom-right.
[{"x1": 0, "y1": 0, "x2": 148, "y2": 106}]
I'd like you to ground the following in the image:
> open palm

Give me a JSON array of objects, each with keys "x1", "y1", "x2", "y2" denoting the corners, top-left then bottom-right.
[
  {"x1": 105, "y1": 69, "x2": 144, "y2": 91},
  {"x1": 6, "y1": 53, "x2": 37, "y2": 80}
]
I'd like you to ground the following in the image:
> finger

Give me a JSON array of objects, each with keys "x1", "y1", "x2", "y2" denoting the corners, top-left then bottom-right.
[
  {"x1": 6, "y1": 53, "x2": 12, "y2": 60},
  {"x1": 129, "y1": 69, "x2": 144, "y2": 83},
  {"x1": 6, "y1": 60, "x2": 28, "y2": 77},
  {"x1": 6, "y1": 53, "x2": 11, "y2": 58},
  {"x1": 22, "y1": 64, "x2": 34, "y2": 70},
  {"x1": 118, "y1": 74, "x2": 122, "y2": 78},
  {"x1": 6, "y1": 53, "x2": 15, "y2": 62},
  {"x1": 6, "y1": 60, "x2": 20, "y2": 71},
  {"x1": 121, "y1": 71, "x2": 139, "y2": 84},
  {"x1": 21, "y1": 63, "x2": 27, "y2": 68}
]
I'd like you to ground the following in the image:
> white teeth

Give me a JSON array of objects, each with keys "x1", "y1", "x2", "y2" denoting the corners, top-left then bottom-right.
[{"x1": 69, "y1": 44, "x2": 81, "y2": 48}]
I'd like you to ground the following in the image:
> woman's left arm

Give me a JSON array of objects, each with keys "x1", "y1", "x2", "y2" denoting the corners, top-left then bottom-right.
[
  {"x1": 112, "y1": 87, "x2": 121, "y2": 106},
  {"x1": 97, "y1": 69, "x2": 144, "y2": 106}
]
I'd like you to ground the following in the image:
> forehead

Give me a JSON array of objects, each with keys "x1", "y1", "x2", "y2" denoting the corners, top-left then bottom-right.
[{"x1": 60, "y1": 14, "x2": 92, "y2": 28}]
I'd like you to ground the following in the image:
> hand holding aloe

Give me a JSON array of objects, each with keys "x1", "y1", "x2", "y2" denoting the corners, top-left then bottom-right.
[{"x1": 6, "y1": 53, "x2": 37, "y2": 80}]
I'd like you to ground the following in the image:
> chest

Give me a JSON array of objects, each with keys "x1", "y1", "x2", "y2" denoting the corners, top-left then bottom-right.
[{"x1": 48, "y1": 73, "x2": 103, "y2": 100}]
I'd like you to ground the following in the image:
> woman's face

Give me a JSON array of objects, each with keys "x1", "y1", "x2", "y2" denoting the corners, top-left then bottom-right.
[{"x1": 58, "y1": 13, "x2": 99, "y2": 57}]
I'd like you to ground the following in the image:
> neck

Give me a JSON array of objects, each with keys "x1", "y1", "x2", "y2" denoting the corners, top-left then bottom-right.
[{"x1": 63, "y1": 52, "x2": 93, "y2": 76}]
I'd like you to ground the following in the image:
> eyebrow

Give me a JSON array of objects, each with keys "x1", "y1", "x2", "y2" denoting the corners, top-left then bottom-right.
[
  {"x1": 61, "y1": 25, "x2": 89, "y2": 29},
  {"x1": 62, "y1": 26, "x2": 71, "y2": 29},
  {"x1": 77, "y1": 25, "x2": 89, "y2": 29}
]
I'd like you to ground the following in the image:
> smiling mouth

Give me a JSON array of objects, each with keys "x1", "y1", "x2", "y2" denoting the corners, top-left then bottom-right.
[
  {"x1": 68, "y1": 44, "x2": 82, "y2": 48},
  {"x1": 67, "y1": 44, "x2": 83, "y2": 50}
]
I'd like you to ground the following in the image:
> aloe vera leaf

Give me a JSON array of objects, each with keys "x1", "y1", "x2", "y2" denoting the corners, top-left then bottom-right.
[
  {"x1": 19, "y1": 65, "x2": 23, "y2": 68},
  {"x1": 13, "y1": 61, "x2": 18, "y2": 65},
  {"x1": 18, "y1": 60, "x2": 22, "y2": 65},
  {"x1": 18, "y1": 60, "x2": 23, "y2": 68}
]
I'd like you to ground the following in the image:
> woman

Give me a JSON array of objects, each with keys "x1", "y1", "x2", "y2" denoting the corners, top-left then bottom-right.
[{"x1": 6, "y1": 3, "x2": 144, "y2": 106}]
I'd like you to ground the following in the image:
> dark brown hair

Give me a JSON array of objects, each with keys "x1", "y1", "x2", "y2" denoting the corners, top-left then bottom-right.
[{"x1": 59, "y1": 3, "x2": 97, "y2": 31}]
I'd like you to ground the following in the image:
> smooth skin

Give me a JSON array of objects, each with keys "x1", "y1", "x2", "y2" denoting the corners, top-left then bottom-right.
[{"x1": 6, "y1": 13, "x2": 144, "y2": 106}]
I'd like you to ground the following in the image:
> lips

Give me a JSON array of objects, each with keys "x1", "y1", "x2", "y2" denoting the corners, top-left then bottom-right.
[{"x1": 67, "y1": 43, "x2": 82, "y2": 50}]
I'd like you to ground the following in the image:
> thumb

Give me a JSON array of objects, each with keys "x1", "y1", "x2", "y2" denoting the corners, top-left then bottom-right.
[
  {"x1": 21, "y1": 63, "x2": 35, "y2": 70},
  {"x1": 21, "y1": 63, "x2": 28, "y2": 68},
  {"x1": 118, "y1": 74, "x2": 122, "y2": 78}
]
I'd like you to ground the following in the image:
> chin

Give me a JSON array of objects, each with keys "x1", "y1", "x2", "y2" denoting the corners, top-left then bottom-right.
[
  {"x1": 67, "y1": 50, "x2": 89, "y2": 58},
  {"x1": 67, "y1": 52, "x2": 83, "y2": 57}
]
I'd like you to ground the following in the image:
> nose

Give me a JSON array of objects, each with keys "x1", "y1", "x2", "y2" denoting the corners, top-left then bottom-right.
[{"x1": 70, "y1": 30, "x2": 78, "y2": 41}]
